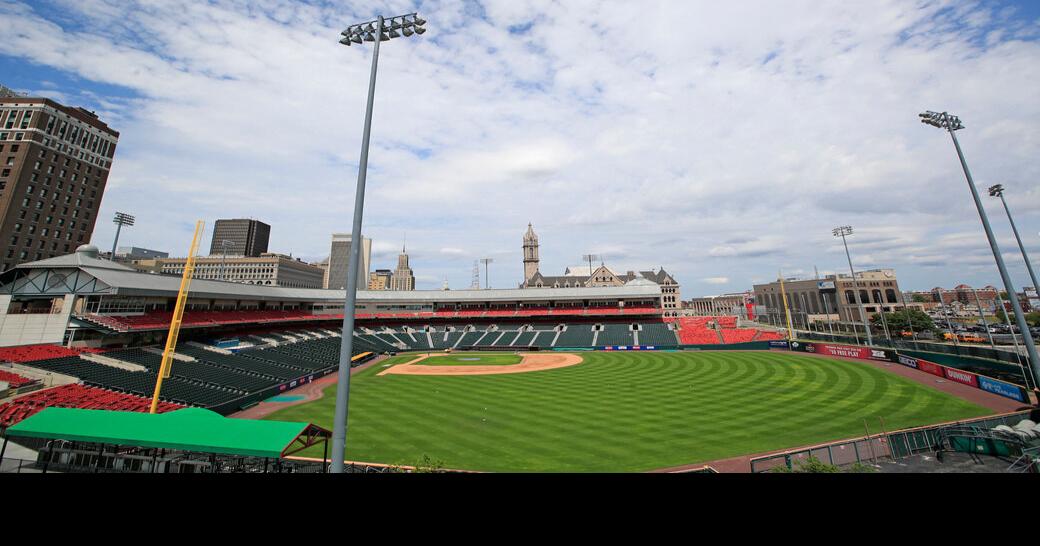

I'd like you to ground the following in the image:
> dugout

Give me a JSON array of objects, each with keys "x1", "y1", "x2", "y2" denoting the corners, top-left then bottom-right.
[{"x1": 1, "y1": 406, "x2": 331, "y2": 473}]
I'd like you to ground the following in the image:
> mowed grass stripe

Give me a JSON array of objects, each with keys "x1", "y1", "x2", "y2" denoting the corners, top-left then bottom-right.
[{"x1": 266, "y1": 351, "x2": 991, "y2": 472}]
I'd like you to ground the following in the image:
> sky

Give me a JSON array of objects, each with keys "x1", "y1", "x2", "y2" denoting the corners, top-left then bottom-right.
[{"x1": 1, "y1": 0, "x2": 1038, "y2": 298}]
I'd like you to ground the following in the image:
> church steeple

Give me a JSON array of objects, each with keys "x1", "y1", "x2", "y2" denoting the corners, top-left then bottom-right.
[{"x1": 523, "y1": 222, "x2": 540, "y2": 282}]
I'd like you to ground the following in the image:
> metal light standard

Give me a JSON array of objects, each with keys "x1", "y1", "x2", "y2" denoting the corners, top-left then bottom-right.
[
  {"x1": 971, "y1": 287, "x2": 997, "y2": 351},
  {"x1": 935, "y1": 288, "x2": 959, "y2": 346},
  {"x1": 833, "y1": 226, "x2": 872, "y2": 346},
  {"x1": 920, "y1": 110, "x2": 1040, "y2": 391},
  {"x1": 111, "y1": 212, "x2": 135, "y2": 261},
  {"x1": 897, "y1": 289, "x2": 919, "y2": 350},
  {"x1": 997, "y1": 291, "x2": 1033, "y2": 389},
  {"x1": 329, "y1": 12, "x2": 427, "y2": 474},
  {"x1": 480, "y1": 258, "x2": 494, "y2": 289},
  {"x1": 582, "y1": 254, "x2": 600, "y2": 277},
  {"x1": 219, "y1": 239, "x2": 234, "y2": 281},
  {"x1": 873, "y1": 288, "x2": 892, "y2": 346},
  {"x1": 989, "y1": 184, "x2": 1040, "y2": 302}
]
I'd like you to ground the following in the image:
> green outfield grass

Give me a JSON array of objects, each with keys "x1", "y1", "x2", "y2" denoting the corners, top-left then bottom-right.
[
  {"x1": 415, "y1": 353, "x2": 523, "y2": 366},
  {"x1": 265, "y1": 351, "x2": 991, "y2": 472}
]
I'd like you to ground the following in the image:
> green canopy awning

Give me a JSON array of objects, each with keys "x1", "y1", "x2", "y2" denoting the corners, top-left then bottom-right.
[{"x1": 5, "y1": 407, "x2": 329, "y2": 458}]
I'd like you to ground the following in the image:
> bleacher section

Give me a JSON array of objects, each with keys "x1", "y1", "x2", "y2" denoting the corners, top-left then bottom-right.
[
  {"x1": 12, "y1": 337, "x2": 353, "y2": 411},
  {"x1": 0, "y1": 344, "x2": 104, "y2": 363},
  {"x1": 638, "y1": 323, "x2": 679, "y2": 346},
  {"x1": 598, "y1": 324, "x2": 635, "y2": 346},
  {"x1": 556, "y1": 324, "x2": 595, "y2": 347},
  {"x1": 673, "y1": 317, "x2": 720, "y2": 345},
  {"x1": 0, "y1": 384, "x2": 183, "y2": 428},
  {"x1": 0, "y1": 369, "x2": 36, "y2": 388}
]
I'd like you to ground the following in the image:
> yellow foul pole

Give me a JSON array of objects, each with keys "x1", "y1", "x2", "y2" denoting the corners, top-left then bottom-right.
[
  {"x1": 149, "y1": 220, "x2": 204, "y2": 414},
  {"x1": 778, "y1": 270, "x2": 795, "y2": 341}
]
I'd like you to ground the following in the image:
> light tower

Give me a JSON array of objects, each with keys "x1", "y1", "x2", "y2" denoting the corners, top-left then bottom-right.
[
  {"x1": 832, "y1": 226, "x2": 871, "y2": 346},
  {"x1": 919, "y1": 110, "x2": 1040, "y2": 390},
  {"x1": 110, "y1": 212, "x2": 135, "y2": 261},
  {"x1": 329, "y1": 11, "x2": 427, "y2": 474}
]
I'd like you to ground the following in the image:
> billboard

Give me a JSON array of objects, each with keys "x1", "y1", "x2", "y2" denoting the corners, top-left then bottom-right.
[
  {"x1": 809, "y1": 343, "x2": 892, "y2": 361},
  {"x1": 943, "y1": 367, "x2": 979, "y2": 387},
  {"x1": 816, "y1": 281, "x2": 836, "y2": 291},
  {"x1": 977, "y1": 376, "x2": 1027, "y2": 403}
]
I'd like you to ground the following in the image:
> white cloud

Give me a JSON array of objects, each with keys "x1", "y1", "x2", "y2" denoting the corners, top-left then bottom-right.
[
  {"x1": 2, "y1": 0, "x2": 1038, "y2": 294},
  {"x1": 703, "y1": 277, "x2": 729, "y2": 285}
]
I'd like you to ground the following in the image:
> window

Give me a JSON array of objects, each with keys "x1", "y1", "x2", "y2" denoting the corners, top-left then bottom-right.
[
  {"x1": 5, "y1": 156, "x2": 13, "y2": 166},
  {"x1": 13, "y1": 223, "x2": 21, "y2": 232}
]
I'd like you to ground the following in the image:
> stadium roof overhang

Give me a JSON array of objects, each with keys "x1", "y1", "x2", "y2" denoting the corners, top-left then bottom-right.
[
  {"x1": 0, "y1": 254, "x2": 662, "y2": 304},
  {"x1": 3, "y1": 407, "x2": 330, "y2": 459}
]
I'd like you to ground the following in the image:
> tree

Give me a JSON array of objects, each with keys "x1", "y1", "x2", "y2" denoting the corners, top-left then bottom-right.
[
  {"x1": 911, "y1": 294, "x2": 931, "y2": 303},
  {"x1": 1027, "y1": 311, "x2": 1040, "y2": 328},
  {"x1": 996, "y1": 305, "x2": 1010, "y2": 325},
  {"x1": 870, "y1": 309, "x2": 935, "y2": 333}
]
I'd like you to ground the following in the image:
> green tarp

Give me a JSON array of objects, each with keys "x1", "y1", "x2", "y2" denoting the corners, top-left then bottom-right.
[{"x1": 5, "y1": 407, "x2": 320, "y2": 458}]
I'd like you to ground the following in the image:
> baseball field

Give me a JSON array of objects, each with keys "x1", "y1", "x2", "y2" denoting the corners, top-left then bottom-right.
[{"x1": 264, "y1": 351, "x2": 991, "y2": 472}]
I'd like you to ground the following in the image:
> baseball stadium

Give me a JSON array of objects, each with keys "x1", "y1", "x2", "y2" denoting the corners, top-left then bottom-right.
[{"x1": 0, "y1": 245, "x2": 1035, "y2": 474}]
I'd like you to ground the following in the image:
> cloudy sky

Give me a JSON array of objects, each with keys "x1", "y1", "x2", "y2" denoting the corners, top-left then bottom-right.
[{"x1": 2, "y1": 0, "x2": 1039, "y2": 297}]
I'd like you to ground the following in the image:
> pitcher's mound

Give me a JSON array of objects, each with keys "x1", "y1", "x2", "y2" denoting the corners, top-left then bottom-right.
[{"x1": 378, "y1": 352, "x2": 584, "y2": 376}]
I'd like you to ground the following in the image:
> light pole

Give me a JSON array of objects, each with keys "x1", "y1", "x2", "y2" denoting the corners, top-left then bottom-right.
[
  {"x1": 920, "y1": 110, "x2": 1040, "y2": 392},
  {"x1": 873, "y1": 288, "x2": 892, "y2": 346},
  {"x1": 111, "y1": 212, "x2": 135, "y2": 261},
  {"x1": 833, "y1": 226, "x2": 872, "y2": 346},
  {"x1": 582, "y1": 254, "x2": 600, "y2": 277},
  {"x1": 989, "y1": 184, "x2": 1040, "y2": 303},
  {"x1": 997, "y1": 291, "x2": 1033, "y2": 389},
  {"x1": 329, "y1": 12, "x2": 427, "y2": 474},
  {"x1": 219, "y1": 239, "x2": 234, "y2": 280},
  {"x1": 935, "y1": 288, "x2": 959, "y2": 346},
  {"x1": 971, "y1": 287, "x2": 997, "y2": 351},
  {"x1": 480, "y1": 258, "x2": 494, "y2": 289},
  {"x1": 897, "y1": 288, "x2": 919, "y2": 350}
]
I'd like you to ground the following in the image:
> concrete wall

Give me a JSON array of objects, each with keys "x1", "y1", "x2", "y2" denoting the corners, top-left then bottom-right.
[{"x1": 0, "y1": 294, "x2": 74, "y2": 347}]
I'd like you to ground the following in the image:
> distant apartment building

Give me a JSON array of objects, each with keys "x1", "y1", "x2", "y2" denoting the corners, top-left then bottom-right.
[
  {"x1": 325, "y1": 233, "x2": 371, "y2": 290},
  {"x1": 754, "y1": 268, "x2": 904, "y2": 324},
  {"x1": 156, "y1": 252, "x2": 325, "y2": 288},
  {"x1": 368, "y1": 269, "x2": 392, "y2": 290},
  {"x1": 905, "y1": 284, "x2": 999, "y2": 312},
  {"x1": 209, "y1": 219, "x2": 270, "y2": 258},
  {"x1": 0, "y1": 88, "x2": 120, "y2": 272}
]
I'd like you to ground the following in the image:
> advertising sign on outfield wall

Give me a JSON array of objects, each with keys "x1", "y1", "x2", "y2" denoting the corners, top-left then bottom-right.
[
  {"x1": 768, "y1": 341, "x2": 790, "y2": 349},
  {"x1": 943, "y1": 366, "x2": 980, "y2": 387},
  {"x1": 977, "y1": 376, "x2": 1027, "y2": 403},
  {"x1": 602, "y1": 346, "x2": 657, "y2": 351},
  {"x1": 807, "y1": 343, "x2": 892, "y2": 361}
]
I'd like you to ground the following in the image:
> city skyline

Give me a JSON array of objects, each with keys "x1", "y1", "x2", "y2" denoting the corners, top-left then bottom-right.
[{"x1": 0, "y1": 1, "x2": 1038, "y2": 296}]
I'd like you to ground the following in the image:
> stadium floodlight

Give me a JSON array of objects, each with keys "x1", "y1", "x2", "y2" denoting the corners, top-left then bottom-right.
[
  {"x1": 329, "y1": 12, "x2": 428, "y2": 475},
  {"x1": 110, "y1": 212, "x2": 135, "y2": 261},
  {"x1": 919, "y1": 110, "x2": 1040, "y2": 393},
  {"x1": 219, "y1": 239, "x2": 234, "y2": 280},
  {"x1": 582, "y1": 254, "x2": 600, "y2": 276},
  {"x1": 832, "y1": 225, "x2": 871, "y2": 346},
  {"x1": 480, "y1": 258, "x2": 494, "y2": 289},
  {"x1": 988, "y1": 184, "x2": 1040, "y2": 317}
]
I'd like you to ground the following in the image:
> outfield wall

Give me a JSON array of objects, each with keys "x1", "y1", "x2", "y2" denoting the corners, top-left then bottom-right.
[{"x1": 788, "y1": 341, "x2": 1031, "y2": 404}]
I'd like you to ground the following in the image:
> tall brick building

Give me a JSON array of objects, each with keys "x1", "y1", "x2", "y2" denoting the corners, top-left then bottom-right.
[
  {"x1": 0, "y1": 88, "x2": 119, "y2": 272},
  {"x1": 209, "y1": 218, "x2": 270, "y2": 257}
]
